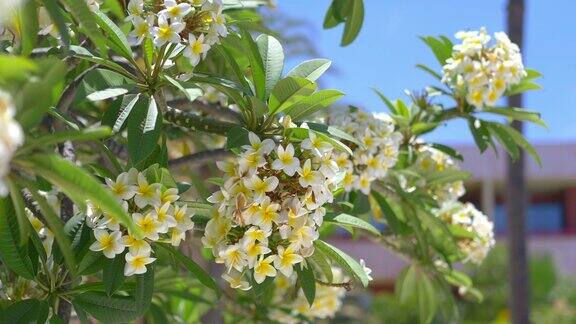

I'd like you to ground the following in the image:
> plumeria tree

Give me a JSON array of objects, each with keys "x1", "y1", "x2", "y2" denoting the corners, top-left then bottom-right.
[{"x1": 0, "y1": 1, "x2": 543, "y2": 323}]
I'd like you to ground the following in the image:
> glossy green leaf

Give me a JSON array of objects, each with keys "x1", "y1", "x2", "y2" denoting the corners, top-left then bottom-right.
[
  {"x1": 341, "y1": 0, "x2": 364, "y2": 46},
  {"x1": 60, "y1": 0, "x2": 108, "y2": 56},
  {"x1": 313, "y1": 240, "x2": 369, "y2": 287},
  {"x1": 87, "y1": 88, "x2": 128, "y2": 101},
  {"x1": 6, "y1": 179, "x2": 30, "y2": 246},
  {"x1": 19, "y1": 0, "x2": 39, "y2": 56},
  {"x1": 268, "y1": 77, "x2": 317, "y2": 114},
  {"x1": 239, "y1": 29, "x2": 265, "y2": 99},
  {"x1": 284, "y1": 89, "x2": 344, "y2": 121},
  {"x1": 296, "y1": 263, "x2": 316, "y2": 306},
  {"x1": 104, "y1": 253, "x2": 127, "y2": 295},
  {"x1": 324, "y1": 213, "x2": 380, "y2": 235},
  {"x1": 43, "y1": 0, "x2": 70, "y2": 45},
  {"x1": 256, "y1": 34, "x2": 284, "y2": 98},
  {"x1": 0, "y1": 198, "x2": 35, "y2": 279},
  {"x1": 287, "y1": 59, "x2": 332, "y2": 82},
  {"x1": 483, "y1": 107, "x2": 547, "y2": 128},
  {"x1": 0, "y1": 299, "x2": 42, "y2": 323},
  {"x1": 94, "y1": 10, "x2": 134, "y2": 60}
]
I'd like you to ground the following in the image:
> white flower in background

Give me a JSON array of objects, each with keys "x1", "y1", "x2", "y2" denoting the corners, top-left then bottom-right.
[
  {"x1": 134, "y1": 173, "x2": 161, "y2": 208},
  {"x1": 126, "y1": 0, "x2": 144, "y2": 21},
  {"x1": 222, "y1": 269, "x2": 251, "y2": 291},
  {"x1": 443, "y1": 28, "x2": 527, "y2": 109},
  {"x1": 124, "y1": 250, "x2": 155, "y2": 276},
  {"x1": 360, "y1": 259, "x2": 373, "y2": 281},
  {"x1": 183, "y1": 34, "x2": 211, "y2": 66},
  {"x1": 152, "y1": 15, "x2": 184, "y2": 47},
  {"x1": 328, "y1": 107, "x2": 402, "y2": 195},
  {"x1": 0, "y1": 91, "x2": 23, "y2": 197},
  {"x1": 436, "y1": 201, "x2": 495, "y2": 264},
  {"x1": 159, "y1": 0, "x2": 193, "y2": 20},
  {"x1": 0, "y1": 0, "x2": 22, "y2": 23},
  {"x1": 202, "y1": 132, "x2": 341, "y2": 290},
  {"x1": 89, "y1": 229, "x2": 125, "y2": 258}
]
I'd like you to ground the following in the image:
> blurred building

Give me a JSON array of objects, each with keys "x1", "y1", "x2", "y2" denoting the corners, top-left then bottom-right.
[{"x1": 331, "y1": 143, "x2": 576, "y2": 287}]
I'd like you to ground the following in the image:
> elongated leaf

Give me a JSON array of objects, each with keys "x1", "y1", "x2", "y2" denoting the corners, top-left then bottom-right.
[
  {"x1": 94, "y1": 10, "x2": 134, "y2": 60},
  {"x1": 417, "y1": 272, "x2": 438, "y2": 324},
  {"x1": 127, "y1": 96, "x2": 162, "y2": 164},
  {"x1": 68, "y1": 46, "x2": 134, "y2": 79},
  {"x1": 309, "y1": 249, "x2": 333, "y2": 282},
  {"x1": 429, "y1": 143, "x2": 463, "y2": 161},
  {"x1": 371, "y1": 191, "x2": 410, "y2": 235},
  {"x1": 324, "y1": 213, "x2": 380, "y2": 235},
  {"x1": 87, "y1": 88, "x2": 128, "y2": 101},
  {"x1": 296, "y1": 263, "x2": 316, "y2": 306},
  {"x1": 43, "y1": 0, "x2": 70, "y2": 45},
  {"x1": 144, "y1": 97, "x2": 158, "y2": 133},
  {"x1": 26, "y1": 189, "x2": 76, "y2": 273},
  {"x1": 313, "y1": 240, "x2": 369, "y2": 287},
  {"x1": 0, "y1": 299, "x2": 42, "y2": 323},
  {"x1": 21, "y1": 127, "x2": 112, "y2": 155},
  {"x1": 256, "y1": 34, "x2": 284, "y2": 98},
  {"x1": 467, "y1": 117, "x2": 493, "y2": 153},
  {"x1": 113, "y1": 94, "x2": 140, "y2": 132},
  {"x1": 268, "y1": 77, "x2": 317, "y2": 114},
  {"x1": 490, "y1": 122, "x2": 542, "y2": 165},
  {"x1": 305, "y1": 122, "x2": 362, "y2": 148},
  {"x1": 214, "y1": 44, "x2": 252, "y2": 93},
  {"x1": 372, "y1": 88, "x2": 398, "y2": 115},
  {"x1": 506, "y1": 80, "x2": 542, "y2": 96},
  {"x1": 17, "y1": 154, "x2": 141, "y2": 238},
  {"x1": 483, "y1": 107, "x2": 547, "y2": 128},
  {"x1": 6, "y1": 179, "x2": 30, "y2": 245},
  {"x1": 341, "y1": 0, "x2": 364, "y2": 46},
  {"x1": 163, "y1": 75, "x2": 203, "y2": 101},
  {"x1": 425, "y1": 170, "x2": 470, "y2": 186},
  {"x1": 488, "y1": 122, "x2": 519, "y2": 161},
  {"x1": 0, "y1": 198, "x2": 35, "y2": 279},
  {"x1": 154, "y1": 243, "x2": 221, "y2": 296},
  {"x1": 420, "y1": 36, "x2": 453, "y2": 66},
  {"x1": 415, "y1": 63, "x2": 442, "y2": 80},
  {"x1": 285, "y1": 89, "x2": 344, "y2": 121},
  {"x1": 104, "y1": 253, "x2": 126, "y2": 295},
  {"x1": 287, "y1": 59, "x2": 332, "y2": 82},
  {"x1": 398, "y1": 265, "x2": 417, "y2": 305},
  {"x1": 323, "y1": 1, "x2": 342, "y2": 29},
  {"x1": 239, "y1": 29, "x2": 265, "y2": 99},
  {"x1": 20, "y1": 0, "x2": 39, "y2": 56},
  {"x1": 60, "y1": 0, "x2": 107, "y2": 56}
]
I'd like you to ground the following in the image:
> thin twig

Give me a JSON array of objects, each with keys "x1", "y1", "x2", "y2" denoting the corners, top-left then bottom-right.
[{"x1": 168, "y1": 148, "x2": 232, "y2": 168}]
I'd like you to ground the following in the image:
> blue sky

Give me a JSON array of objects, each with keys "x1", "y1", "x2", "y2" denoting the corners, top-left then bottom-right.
[{"x1": 277, "y1": 1, "x2": 576, "y2": 144}]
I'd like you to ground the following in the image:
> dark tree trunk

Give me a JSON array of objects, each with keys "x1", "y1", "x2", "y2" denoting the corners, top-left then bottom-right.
[{"x1": 506, "y1": 0, "x2": 530, "y2": 323}]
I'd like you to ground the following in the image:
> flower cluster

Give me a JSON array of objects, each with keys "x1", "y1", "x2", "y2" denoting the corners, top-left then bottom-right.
[
  {"x1": 442, "y1": 28, "x2": 527, "y2": 109},
  {"x1": 328, "y1": 107, "x2": 402, "y2": 194},
  {"x1": 413, "y1": 146, "x2": 466, "y2": 204},
  {"x1": 203, "y1": 131, "x2": 341, "y2": 288},
  {"x1": 87, "y1": 168, "x2": 194, "y2": 276},
  {"x1": 0, "y1": 90, "x2": 24, "y2": 197},
  {"x1": 126, "y1": 0, "x2": 227, "y2": 66},
  {"x1": 436, "y1": 201, "x2": 495, "y2": 264},
  {"x1": 269, "y1": 267, "x2": 349, "y2": 323}
]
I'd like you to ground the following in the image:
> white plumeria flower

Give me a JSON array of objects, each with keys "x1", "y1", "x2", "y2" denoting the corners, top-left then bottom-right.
[
  {"x1": 133, "y1": 212, "x2": 161, "y2": 240},
  {"x1": 360, "y1": 259, "x2": 373, "y2": 281},
  {"x1": 122, "y1": 234, "x2": 151, "y2": 254},
  {"x1": 222, "y1": 269, "x2": 251, "y2": 291},
  {"x1": 173, "y1": 204, "x2": 194, "y2": 231},
  {"x1": 301, "y1": 132, "x2": 332, "y2": 157},
  {"x1": 243, "y1": 175, "x2": 278, "y2": 203},
  {"x1": 238, "y1": 151, "x2": 266, "y2": 175},
  {"x1": 289, "y1": 222, "x2": 318, "y2": 249},
  {"x1": 243, "y1": 132, "x2": 275, "y2": 155},
  {"x1": 210, "y1": 5, "x2": 228, "y2": 37},
  {"x1": 105, "y1": 173, "x2": 137, "y2": 200},
  {"x1": 160, "y1": 187, "x2": 179, "y2": 205},
  {"x1": 152, "y1": 15, "x2": 184, "y2": 47},
  {"x1": 207, "y1": 189, "x2": 229, "y2": 205},
  {"x1": 252, "y1": 197, "x2": 280, "y2": 232},
  {"x1": 89, "y1": 229, "x2": 125, "y2": 258},
  {"x1": 318, "y1": 153, "x2": 339, "y2": 178},
  {"x1": 169, "y1": 227, "x2": 187, "y2": 246},
  {"x1": 134, "y1": 173, "x2": 161, "y2": 208},
  {"x1": 216, "y1": 160, "x2": 237, "y2": 177},
  {"x1": 274, "y1": 245, "x2": 303, "y2": 277},
  {"x1": 272, "y1": 143, "x2": 300, "y2": 176},
  {"x1": 124, "y1": 250, "x2": 155, "y2": 276},
  {"x1": 217, "y1": 243, "x2": 247, "y2": 272},
  {"x1": 183, "y1": 33, "x2": 211, "y2": 66},
  {"x1": 243, "y1": 241, "x2": 271, "y2": 268},
  {"x1": 130, "y1": 15, "x2": 154, "y2": 45},
  {"x1": 152, "y1": 202, "x2": 177, "y2": 233},
  {"x1": 297, "y1": 159, "x2": 323, "y2": 188},
  {"x1": 355, "y1": 172, "x2": 373, "y2": 195},
  {"x1": 126, "y1": 0, "x2": 144, "y2": 21},
  {"x1": 158, "y1": 0, "x2": 193, "y2": 19},
  {"x1": 253, "y1": 255, "x2": 276, "y2": 284}
]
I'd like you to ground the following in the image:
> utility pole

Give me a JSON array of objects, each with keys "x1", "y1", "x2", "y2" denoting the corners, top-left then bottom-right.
[{"x1": 506, "y1": 0, "x2": 530, "y2": 323}]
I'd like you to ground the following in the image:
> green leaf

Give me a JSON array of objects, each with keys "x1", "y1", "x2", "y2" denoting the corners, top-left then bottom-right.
[
  {"x1": 93, "y1": 10, "x2": 134, "y2": 60},
  {"x1": 305, "y1": 122, "x2": 362, "y2": 148},
  {"x1": 0, "y1": 197, "x2": 35, "y2": 279},
  {"x1": 296, "y1": 263, "x2": 316, "y2": 306},
  {"x1": 324, "y1": 213, "x2": 380, "y2": 235},
  {"x1": 397, "y1": 265, "x2": 417, "y2": 305},
  {"x1": 163, "y1": 75, "x2": 203, "y2": 102},
  {"x1": 60, "y1": 0, "x2": 108, "y2": 56},
  {"x1": 417, "y1": 272, "x2": 438, "y2": 324},
  {"x1": 214, "y1": 44, "x2": 252, "y2": 94},
  {"x1": 489, "y1": 122, "x2": 542, "y2": 166},
  {"x1": 420, "y1": 36, "x2": 453, "y2": 66},
  {"x1": 425, "y1": 170, "x2": 470, "y2": 186},
  {"x1": 412, "y1": 122, "x2": 440, "y2": 135},
  {"x1": 287, "y1": 59, "x2": 332, "y2": 82},
  {"x1": 112, "y1": 94, "x2": 140, "y2": 132},
  {"x1": 467, "y1": 117, "x2": 493, "y2": 153},
  {"x1": 104, "y1": 253, "x2": 127, "y2": 295},
  {"x1": 284, "y1": 89, "x2": 344, "y2": 121},
  {"x1": 483, "y1": 107, "x2": 547, "y2": 128},
  {"x1": 0, "y1": 299, "x2": 42, "y2": 323},
  {"x1": 506, "y1": 80, "x2": 542, "y2": 96},
  {"x1": 6, "y1": 179, "x2": 30, "y2": 246},
  {"x1": 256, "y1": 34, "x2": 284, "y2": 98},
  {"x1": 26, "y1": 189, "x2": 77, "y2": 273},
  {"x1": 43, "y1": 0, "x2": 70, "y2": 45},
  {"x1": 313, "y1": 240, "x2": 369, "y2": 287},
  {"x1": 429, "y1": 143, "x2": 463, "y2": 161},
  {"x1": 341, "y1": 0, "x2": 364, "y2": 46},
  {"x1": 487, "y1": 122, "x2": 519, "y2": 161},
  {"x1": 372, "y1": 88, "x2": 398, "y2": 115},
  {"x1": 127, "y1": 96, "x2": 162, "y2": 165},
  {"x1": 87, "y1": 88, "x2": 128, "y2": 101},
  {"x1": 144, "y1": 96, "x2": 158, "y2": 133},
  {"x1": 17, "y1": 154, "x2": 141, "y2": 238},
  {"x1": 309, "y1": 248, "x2": 333, "y2": 282},
  {"x1": 154, "y1": 243, "x2": 221, "y2": 296},
  {"x1": 323, "y1": 1, "x2": 343, "y2": 29},
  {"x1": 371, "y1": 191, "x2": 410, "y2": 235},
  {"x1": 239, "y1": 29, "x2": 265, "y2": 99},
  {"x1": 415, "y1": 64, "x2": 442, "y2": 80},
  {"x1": 20, "y1": 127, "x2": 111, "y2": 154},
  {"x1": 19, "y1": 0, "x2": 39, "y2": 56},
  {"x1": 268, "y1": 77, "x2": 317, "y2": 114},
  {"x1": 68, "y1": 46, "x2": 134, "y2": 79}
]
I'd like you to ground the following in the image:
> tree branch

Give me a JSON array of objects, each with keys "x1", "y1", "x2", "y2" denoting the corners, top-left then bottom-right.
[
  {"x1": 167, "y1": 98, "x2": 241, "y2": 122},
  {"x1": 164, "y1": 106, "x2": 236, "y2": 135},
  {"x1": 168, "y1": 148, "x2": 232, "y2": 168}
]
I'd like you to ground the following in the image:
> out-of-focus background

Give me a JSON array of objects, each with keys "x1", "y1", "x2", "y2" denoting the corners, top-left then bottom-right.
[{"x1": 273, "y1": 1, "x2": 576, "y2": 322}]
